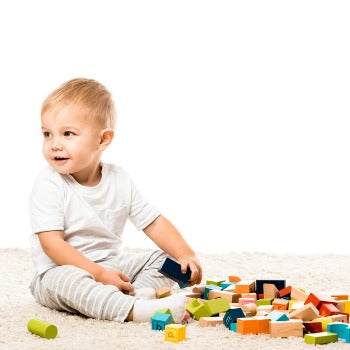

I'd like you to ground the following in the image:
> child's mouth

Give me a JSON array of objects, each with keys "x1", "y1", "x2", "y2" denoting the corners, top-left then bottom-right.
[{"x1": 54, "y1": 157, "x2": 69, "y2": 162}]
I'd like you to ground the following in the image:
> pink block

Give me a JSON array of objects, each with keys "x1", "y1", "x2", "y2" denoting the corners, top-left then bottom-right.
[{"x1": 239, "y1": 298, "x2": 256, "y2": 306}]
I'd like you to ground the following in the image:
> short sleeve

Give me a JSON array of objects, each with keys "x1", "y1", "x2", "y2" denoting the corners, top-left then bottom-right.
[
  {"x1": 128, "y1": 179, "x2": 160, "y2": 230},
  {"x1": 29, "y1": 172, "x2": 65, "y2": 234}
]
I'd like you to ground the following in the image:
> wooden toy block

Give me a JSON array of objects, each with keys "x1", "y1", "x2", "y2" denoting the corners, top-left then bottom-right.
[
  {"x1": 235, "y1": 280, "x2": 255, "y2": 293},
  {"x1": 193, "y1": 304, "x2": 211, "y2": 320},
  {"x1": 151, "y1": 308, "x2": 174, "y2": 323},
  {"x1": 272, "y1": 298, "x2": 289, "y2": 310},
  {"x1": 184, "y1": 292, "x2": 202, "y2": 298},
  {"x1": 319, "y1": 302, "x2": 340, "y2": 316},
  {"x1": 304, "y1": 293, "x2": 337, "y2": 309},
  {"x1": 239, "y1": 298, "x2": 256, "y2": 306},
  {"x1": 236, "y1": 317, "x2": 270, "y2": 335},
  {"x1": 268, "y1": 310, "x2": 289, "y2": 322},
  {"x1": 208, "y1": 290, "x2": 237, "y2": 303},
  {"x1": 204, "y1": 297, "x2": 230, "y2": 316},
  {"x1": 223, "y1": 285, "x2": 237, "y2": 293},
  {"x1": 270, "y1": 319, "x2": 303, "y2": 338},
  {"x1": 331, "y1": 294, "x2": 349, "y2": 301},
  {"x1": 220, "y1": 282, "x2": 236, "y2": 289},
  {"x1": 158, "y1": 258, "x2": 191, "y2": 288},
  {"x1": 290, "y1": 287, "x2": 308, "y2": 301},
  {"x1": 229, "y1": 322, "x2": 237, "y2": 332},
  {"x1": 336, "y1": 300, "x2": 345, "y2": 312},
  {"x1": 206, "y1": 279, "x2": 225, "y2": 286},
  {"x1": 303, "y1": 321, "x2": 323, "y2": 333},
  {"x1": 264, "y1": 283, "x2": 280, "y2": 299},
  {"x1": 151, "y1": 312, "x2": 172, "y2": 330},
  {"x1": 186, "y1": 298, "x2": 201, "y2": 315},
  {"x1": 313, "y1": 317, "x2": 333, "y2": 331},
  {"x1": 279, "y1": 286, "x2": 291, "y2": 298},
  {"x1": 255, "y1": 280, "x2": 286, "y2": 295},
  {"x1": 192, "y1": 285, "x2": 206, "y2": 296},
  {"x1": 240, "y1": 293, "x2": 257, "y2": 300},
  {"x1": 204, "y1": 285, "x2": 222, "y2": 299},
  {"x1": 344, "y1": 300, "x2": 350, "y2": 314},
  {"x1": 156, "y1": 286, "x2": 171, "y2": 298},
  {"x1": 241, "y1": 303, "x2": 257, "y2": 316},
  {"x1": 289, "y1": 300, "x2": 305, "y2": 312},
  {"x1": 199, "y1": 316, "x2": 224, "y2": 327},
  {"x1": 256, "y1": 298, "x2": 274, "y2": 306},
  {"x1": 229, "y1": 276, "x2": 241, "y2": 282},
  {"x1": 223, "y1": 308, "x2": 245, "y2": 328},
  {"x1": 304, "y1": 332, "x2": 338, "y2": 345},
  {"x1": 164, "y1": 324, "x2": 186, "y2": 343},
  {"x1": 289, "y1": 303, "x2": 319, "y2": 321},
  {"x1": 331, "y1": 313, "x2": 348, "y2": 323},
  {"x1": 327, "y1": 322, "x2": 350, "y2": 343}
]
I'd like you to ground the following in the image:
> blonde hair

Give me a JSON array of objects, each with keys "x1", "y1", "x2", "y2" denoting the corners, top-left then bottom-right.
[{"x1": 41, "y1": 78, "x2": 116, "y2": 129}]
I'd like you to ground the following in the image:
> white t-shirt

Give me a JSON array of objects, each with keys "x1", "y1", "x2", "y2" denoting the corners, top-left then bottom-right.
[{"x1": 29, "y1": 163, "x2": 160, "y2": 277}]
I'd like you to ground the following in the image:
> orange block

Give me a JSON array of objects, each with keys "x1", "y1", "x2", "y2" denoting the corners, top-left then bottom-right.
[
  {"x1": 235, "y1": 280, "x2": 255, "y2": 294},
  {"x1": 319, "y1": 303, "x2": 340, "y2": 317},
  {"x1": 229, "y1": 276, "x2": 241, "y2": 282},
  {"x1": 237, "y1": 317, "x2": 270, "y2": 334},
  {"x1": 272, "y1": 298, "x2": 289, "y2": 310}
]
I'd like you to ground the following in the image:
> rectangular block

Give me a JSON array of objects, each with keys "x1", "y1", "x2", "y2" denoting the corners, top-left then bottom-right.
[
  {"x1": 156, "y1": 286, "x2": 171, "y2": 298},
  {"x1": 199, "y1": 317, "x2": 224, "y2": 327},
  {"x1": 303, "y1": 321, "x2": 323, "y2": 333},
  {"x1": 264, "y1": 283, "x2": 280, "y2": 299},
  {"x1": 319, "y1": 303, "x2": 340, "y2": 317},
  {"x1": 304, "y1": 293, "x2": 337, "y2": 309},
  {"x1": 270, "y1": 320, "x2": 303, "y2": 337},
  {"x1": 158, "y1": 258, "x2": 191, "y2": 288},
  {"x1": 239, "y1": 298, "x2": 256, "y2": 306},
  {"x1": 313, "y1": 317, "x2": 334, "y2": 332},
  {"x1": 304, "y1": 332, "x2": 338, "y2": 345},
  {"x1": 223, "y1": 308, "x2": 245, "y2": 328},
  {"x1": 237, "y1": 317, "x2": 270, "y2": 335},
  {"x1": 208, "y1": 290, "x2": 238, "y2": 303},
  {"x1": 204, "y1": 298, "x2": 230, "y2": 316}
]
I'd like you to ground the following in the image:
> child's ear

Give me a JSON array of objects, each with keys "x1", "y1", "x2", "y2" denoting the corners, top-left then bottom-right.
[{"x1": 99, "y1": 128, "x2": 114, "y2": 151}]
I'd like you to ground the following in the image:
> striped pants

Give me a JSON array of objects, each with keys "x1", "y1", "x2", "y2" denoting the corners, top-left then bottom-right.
[{"x1": 29, "y1": 250, "x2": 175, "y2": 322}]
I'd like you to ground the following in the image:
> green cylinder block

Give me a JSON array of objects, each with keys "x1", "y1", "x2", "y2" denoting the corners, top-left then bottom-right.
[{"x1": 27, "y1": 319, "x2": 58, "y2": 339}]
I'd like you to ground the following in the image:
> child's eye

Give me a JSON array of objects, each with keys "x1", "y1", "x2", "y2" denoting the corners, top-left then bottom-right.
[
  {"x1": 43, "y1": 131, "x2": 51, "y2": 138},
  {"x1": 64, "y1": 131, "x2": 75, "y2": 137}
]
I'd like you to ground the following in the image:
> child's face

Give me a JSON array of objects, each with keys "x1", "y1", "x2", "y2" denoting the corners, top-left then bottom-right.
[{"x1": 41, "y1": 103, "x2": 104, "y2": 183}]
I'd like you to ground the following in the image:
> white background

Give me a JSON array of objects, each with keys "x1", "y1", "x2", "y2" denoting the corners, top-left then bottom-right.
[{"x1": 0, "y1": 1, "x2": 349, "y2": 254}]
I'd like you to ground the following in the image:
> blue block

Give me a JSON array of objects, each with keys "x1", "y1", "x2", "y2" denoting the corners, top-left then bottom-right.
[
  {"x1": 204, "y1": 284, "x2": 222, "y2": 300},
  {"x1": 158, "y1": 258, "x2": 191, "y2": 288},
  {"x1": 223, "y1": 308, "x2": 245, "y2": 328},
  {"x1": 151, "y1": 313, "x2": 172, "y2": 331},
  {"x1": 327, "y1": 322, "x2": 350, "y2": 343}
]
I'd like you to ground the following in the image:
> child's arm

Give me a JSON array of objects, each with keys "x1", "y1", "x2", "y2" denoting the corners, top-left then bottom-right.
[
  {"x1": 143, "y1": 215, "x2": 202, "y2": 286},
  {"x1": 38, "y1": 231, "x2": 134, "y2": 293}
]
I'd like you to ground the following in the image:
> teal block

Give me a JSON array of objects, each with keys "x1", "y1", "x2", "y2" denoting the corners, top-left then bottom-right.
[
  {"x1": 204, "y1": 284, "x2": 222, "y2": 300},
  {"x1": 327, "y1": 322, "x2": 350, "y2": 343},
  {"x1": 220, "y1": 282, "x2": 236, "y2": 289},
  {"x1": 151, "y1": 313, "x2": 172, "y2": 330},
  {"x1": 267, "y1": 310, "x2": 289, "y2": 322},
  {"x1": 229, "y1": 322, "x2": 237, "y2": 332}
]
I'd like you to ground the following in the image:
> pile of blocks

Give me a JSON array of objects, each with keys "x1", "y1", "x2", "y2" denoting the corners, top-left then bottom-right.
[{"x1": 153, "y1": 258, "x2": 350, "y2": 345}]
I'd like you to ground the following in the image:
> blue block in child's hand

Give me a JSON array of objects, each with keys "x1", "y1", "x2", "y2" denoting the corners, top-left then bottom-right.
[{"x1": 158, "y1": 257, "x2": 191, "y2": 288}]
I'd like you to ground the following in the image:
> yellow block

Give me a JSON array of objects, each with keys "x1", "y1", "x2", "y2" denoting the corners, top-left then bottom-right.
[
  {"x1": 164, "y1": 324, "x2": 186, "y2": 343},
  {"x1": 312, "y1": 317, "x2": 333, "y2": 331},
  {"x1": 344, "y1": 300, "x2": 350, "y2": 314}
]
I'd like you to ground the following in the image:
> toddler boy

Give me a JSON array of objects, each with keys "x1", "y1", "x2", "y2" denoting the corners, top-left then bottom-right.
[{"x1": 29, "y1": 78, "x2": 202, "y2": 322}]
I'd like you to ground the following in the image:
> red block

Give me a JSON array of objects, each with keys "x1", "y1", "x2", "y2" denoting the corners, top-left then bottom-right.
[
  {"x1": 304, "y1": 293, "x2": 337, "y2": 309},
  {"x1": 319, "y1": 303, "x2": 340, "y2": 316},
  {"x1": 279, "y1": 286, "x2": 292, "y2": 298},
  {"x1": 303, "y1": 321, "x2": 322, "y2": 333}
]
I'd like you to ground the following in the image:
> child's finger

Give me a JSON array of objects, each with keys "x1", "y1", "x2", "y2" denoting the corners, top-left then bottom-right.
[
  {"x1": 119, "y1": 272, "x2": 131, "y2": 282},
  {"x1": 121, "y1": 281, "x2": 134, "y2": 293},
  {"x1": 180, "y1": 260, "x2": 188, "y2": 274}
]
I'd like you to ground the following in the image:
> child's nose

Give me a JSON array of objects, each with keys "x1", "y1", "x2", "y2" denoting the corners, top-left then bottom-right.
[{"x1": 51, "y1": 138, "x2": 63, "y2": 151}]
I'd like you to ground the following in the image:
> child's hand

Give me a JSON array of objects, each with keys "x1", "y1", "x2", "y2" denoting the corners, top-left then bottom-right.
[
  {"x1": 177, "y1": 254, "x2": 202, "y2": 286},
  {"x1": 96, "y1": 269, "x2": 134, "y2": 294}
]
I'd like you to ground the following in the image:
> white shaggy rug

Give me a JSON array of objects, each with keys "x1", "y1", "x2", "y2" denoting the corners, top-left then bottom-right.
[{"x1": 1, "y1": 248, "x2": 350, "y2": 350}]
